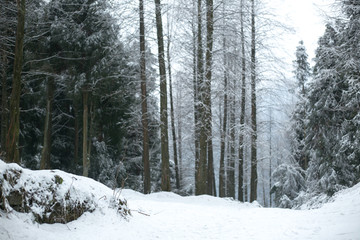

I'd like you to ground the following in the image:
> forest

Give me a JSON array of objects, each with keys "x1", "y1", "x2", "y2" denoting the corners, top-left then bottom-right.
[{"x1": 0, "y1": 0, "x2": 359, "y2": 209}]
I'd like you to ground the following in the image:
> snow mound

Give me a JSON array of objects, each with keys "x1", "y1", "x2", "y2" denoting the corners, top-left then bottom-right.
[
  {"x1": 0, "y1": 160, "x2": 130, "y2": 223},
  {"x1": 0, "y1": 161, "x2": 359, "y2": 239}
]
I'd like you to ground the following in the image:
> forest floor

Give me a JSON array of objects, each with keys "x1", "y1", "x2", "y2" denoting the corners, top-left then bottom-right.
[{"x1": 1, "y1": 162, "x2": 360, "y2": 240}]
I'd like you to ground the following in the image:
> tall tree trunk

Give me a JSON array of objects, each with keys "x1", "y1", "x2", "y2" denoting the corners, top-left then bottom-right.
[
  {"x1": 176, "y1": 85, "x2": 183, "y2": 188},
  {"x1": 40, "y1": 77, "x2": 54, "y2": 169},
  {"x1": 228, "y1": 81, "x2": 236, "y2": 198},
  {"x1": 269, "y1": 107, "x2": 272, "y2": 207},
  {"x1": 167, "y1": 37, "x2": 180, "y2": 190},
  {"x1": 74, "y1": 102, "x2": 79, "y2": 166},
  {"x1": 219, "y1": 69, "x2": 227, "y2": 197},
  {"x1": 139, "y1": 0, "x2": 151, "y2": 194},
  {"x1": 219, "y1": 2, "x2": 228, "y2": 197},
  {"x1": 205, "y1": 0, "x2": 215, "y2": 196},
  {"x1": 154, "y1": 0, "x2": 171, "y2": 191},
  {"x1": 250, "y1": 0, "x2": 258, "y2": 203},
  {"x1": 6, "y1": 0, "x2": 25, "y2": 164},
  {"x1": 1, "y1": 50, "x2": 8, "y2": 155},
  {"x1": 177, "y1": 122, "x2": 183, "y2": 188},
  {"x1": 192, "y1": 8, "x2": 200, "y2": 193},
  {"x1": 207, "y1": 138, "x2": 215, "y2": 195},
  {"x1": 195, "y1": 0, "x2": 207, "y2": 195},
  {"x1": 238, "y1": 0, "x2": 246, "y2": 202},
  {"x1": 82, "y1": 85, "x2": 90, "y2": 177}
]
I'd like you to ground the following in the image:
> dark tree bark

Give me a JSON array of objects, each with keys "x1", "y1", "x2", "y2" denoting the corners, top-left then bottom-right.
[
  {"x1": 250, "y1": 0, "x2": 258, "y2": 203},
  {"x1": 139, "y1": 0, "x2": 151, "y2": 194},
  {"x1": 73, "y1": 102, "x2": 80, "y2": 165},
  {"x1": 176, "y1": 88, "x2": 183, "y2": 188},
  {"x1": 228, "y1": 81, "x2": 236, "y2": 198},
  {"x1": 6, "y1": 0, "x2": 26, "y2": 164},
  {"x1": 238, "y1": 0, "x2": 246, "y2": 202},
  {"x1": 195, "y1": 0, "x2": 207, "y2": 195},
  {"x1": 219, "y1": 63, "x2": 227, "y2": 197},
  {"x1": 82, "y1": 85, "x2": 90, "y2": 177},
  {"x1": 40, "y1": 77, "x2": 54, "y2": 169},
  {"x1": 154, "y1": 0, "x2": 171, "y2": 191},
  {"x1": 205, "y1": 0, "x2": 215, "y2": 196},
  {"x1": 219, "y1": 3, "x2": 228, "y2": 198},
  {"x1": 1, "y1": 50, "x2": 8, "y2": 156}
]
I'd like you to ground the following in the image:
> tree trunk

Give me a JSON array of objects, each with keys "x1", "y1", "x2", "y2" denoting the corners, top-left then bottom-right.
[
  {"x1": 139, "y1": 0, "x2": 151, "y2": 194},
  {"x1": 219, "y1": 2, "x2": 228, "y2": 197},
  {"x1": 250, "y1": 0, "x2": 258, "y2": 203},
  {"x1": 40, "y1": 77, "x2": 54, "y2": 169},
  {"x1": 192, "y1": 6, "x2": 200, "y2": 193},
  {"x1": 204, "y1": 0, "x2": 215, "y2": 196},
  {"x1": 238, "y1": 0, "x2": 246, "y2": 202},
  {"x1": 207, "y1": 138, "x2": 215, "y2": 195},
  {"x1": 74, "y1": 102, "x2": 79, "y2": 166},
  {"x1": 269, "y1": 107, "x2": 272, "y2": 206},
  {"x1": 154, "y1": 0, "x2": 171, "y2": 191},
  {"x1": 6, "y1": 0, "x2": 26, "y2": 164},
  {"x1": 176, "y1": 86, "x2": 183, "y2": 188},
  {"x1": 167, "y1": 37, "x2": 180, "y2": 190},
  {"x1": 82, "y1": 86, "x2": 90, "y2": 177},
  {"x1": 228, "y1": 83, "x2": 236, "y2": 198},
  {"x1": 1, "y1": 50, "x2": 8, "y2": 155},
  {"x1": 195, "y1": 0, "x2": 207, "y2": 195}
]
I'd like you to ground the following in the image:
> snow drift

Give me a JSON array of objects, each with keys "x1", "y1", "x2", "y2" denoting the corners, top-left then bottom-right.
[
  {"x1": 0, "y1": 160, "x2": 129, "y2": 224},
  {"x1": 0, "y1": 160, "x2": 359, "y2": 240}
]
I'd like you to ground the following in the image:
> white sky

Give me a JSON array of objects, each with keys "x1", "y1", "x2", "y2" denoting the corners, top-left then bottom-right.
[{"x1": 274, "y1": 0, "x2": 333, "y2": 65}]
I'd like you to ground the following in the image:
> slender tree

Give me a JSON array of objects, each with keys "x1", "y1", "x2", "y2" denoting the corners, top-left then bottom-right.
[
  {"x1": 154, "y1": 0, "x2": 171, "y2": 191},
  {"x1": 139, "y1": 0, "x2": 151, "y2": 194},
  {"x1": 238, "y1": 0, "x2": 246, "y2": 202},
  {"x1": 195, "y1": 0, "x2": 207, "y2": 195},
  {"x1": 249, "y1": 0, "x2": 258, "y2": 202},
  {"x1": 0, "y1": 0, "x2": 15, "y2": 156},
  {"x1": 82, "y1": 84, "x2": 90, "y2": 177},
  {"x1": 40, "y1": 77, "x2": 54, "y2": 169},
  {"x1": 6, "y1": 0, "x2": 26, "y2": 164},
  {"x1": 205, "y1": 0, "x2": 215, "y2": 196},
  {"x1": 192, "y1": 0, "x2": 201, "y2": 193},
  {"x1": 167, "y1": 35, "x2": 180, "y2": 190},
  {"x1": 219, "y1": 27, "x2": 228, "y2": 197},
  {"x1": 227, "y1": 75, "x2": 236, "y2": 198},
  {"x1": 1, "y1": 50, "x2": 8, "y2": 156}
]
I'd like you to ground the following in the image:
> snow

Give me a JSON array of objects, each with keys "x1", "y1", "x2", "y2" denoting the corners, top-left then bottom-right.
[{"x1": 1, "y1": 162, "x2": 360, "y2": 240}]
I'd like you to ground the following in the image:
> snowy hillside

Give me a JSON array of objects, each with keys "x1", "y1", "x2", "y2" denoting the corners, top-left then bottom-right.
[{"x1": 1, "y1": 162, "x2": 360, "y2": 240}]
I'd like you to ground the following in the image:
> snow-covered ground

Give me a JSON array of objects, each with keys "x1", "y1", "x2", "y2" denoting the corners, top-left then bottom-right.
[{"x1": 1, "y1": 162, "x2": 360, "y2": 240}]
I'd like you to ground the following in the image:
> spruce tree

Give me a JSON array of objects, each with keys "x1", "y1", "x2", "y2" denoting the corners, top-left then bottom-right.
[{"x1": 291, "y1": 40, "x2": 311, "y2": 170}]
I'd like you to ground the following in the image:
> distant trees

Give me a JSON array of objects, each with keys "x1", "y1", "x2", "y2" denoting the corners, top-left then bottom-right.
[{"x1": 1, "y1": 0, "x2": 357, "y2": 202}]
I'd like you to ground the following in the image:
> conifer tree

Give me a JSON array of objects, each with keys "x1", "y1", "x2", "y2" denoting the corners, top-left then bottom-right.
[{"x1": 291, "y1": 40, "x2": 311, "y2": 170}]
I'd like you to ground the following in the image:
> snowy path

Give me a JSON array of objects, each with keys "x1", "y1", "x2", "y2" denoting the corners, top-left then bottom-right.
[{"x1": 1, "y1": 184, "x2": 360, "y2": 240}]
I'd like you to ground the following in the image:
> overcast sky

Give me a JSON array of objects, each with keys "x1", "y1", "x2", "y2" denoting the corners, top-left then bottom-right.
[{"x1": 276, "y1": 0, "x2": 333, "y2": 64}]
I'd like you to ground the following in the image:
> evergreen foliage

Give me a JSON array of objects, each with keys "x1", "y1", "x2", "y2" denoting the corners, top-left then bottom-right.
[
  {"x1": 304, "y1": 0, "x2": 360, "y2": 197},
  {"x1": 271, "y1": 164, "x2": 305, "y2": 208},
  {"x1": 0, "y1": 0, "x2": 160, "y2": 191},
  {"x1": 291, "y1": 41, "x2": 311, "y2": 170}
]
